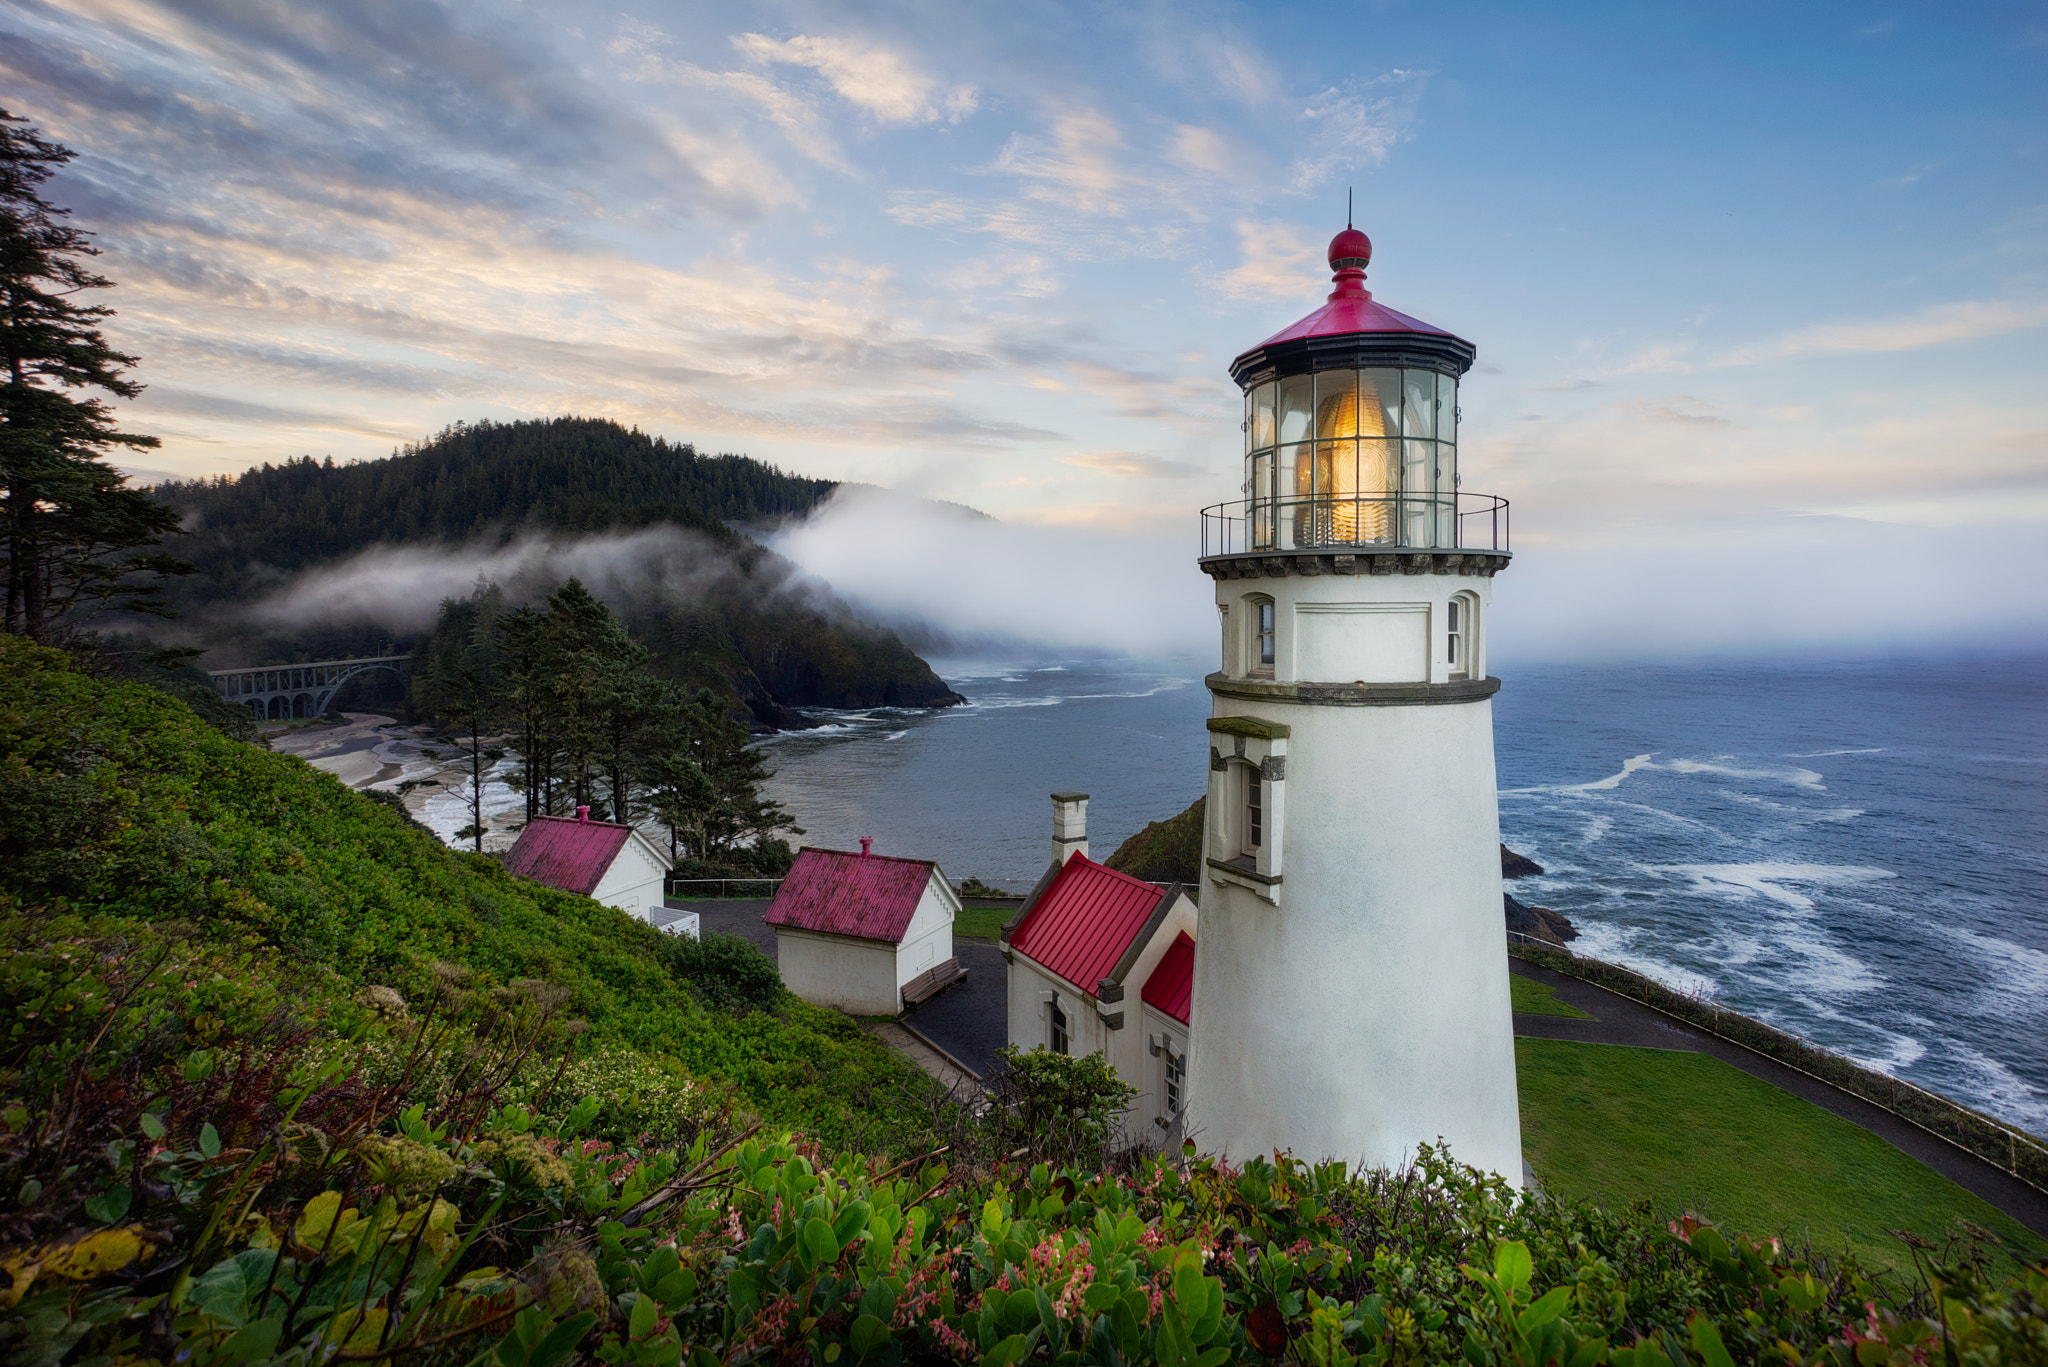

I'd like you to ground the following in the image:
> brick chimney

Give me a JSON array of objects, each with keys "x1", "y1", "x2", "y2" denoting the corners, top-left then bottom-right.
[{"x1": 1050, "y1": 791, "x2": 1089, "y2": 865}]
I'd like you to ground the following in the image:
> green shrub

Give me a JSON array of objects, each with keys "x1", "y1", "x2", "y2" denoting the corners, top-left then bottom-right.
[{"x1": 662, "y1": 929, "x2": 783, "y2": 1012}]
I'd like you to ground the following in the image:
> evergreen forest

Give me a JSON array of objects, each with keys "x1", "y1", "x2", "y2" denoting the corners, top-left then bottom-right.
[{"x1": 144, "y1": 419, "x2": 963, "y2": 726}]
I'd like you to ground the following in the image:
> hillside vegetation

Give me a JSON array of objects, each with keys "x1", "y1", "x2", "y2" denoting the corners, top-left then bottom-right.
[
  {"x1": 1, "y1": 639, "x2": 2042, "y2": 1365},
  {"x1": 144, "y1": 418, "x2": 961, "y2": 724}
]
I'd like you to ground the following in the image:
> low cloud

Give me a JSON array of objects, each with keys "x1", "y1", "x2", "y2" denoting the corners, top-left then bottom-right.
[
  {"x1": 766, "y1": 485, "x2": 1212, "y2": 656},
  {"x1": 1714, "y1": 298, "x2": 2048, "y2": 366},
  {"x1": 1214, "y1": 218, "x2": 1324, "y2": 301},
  {"x1": 1061, "y1": 450, "x2": 1206, "y2": 478}
]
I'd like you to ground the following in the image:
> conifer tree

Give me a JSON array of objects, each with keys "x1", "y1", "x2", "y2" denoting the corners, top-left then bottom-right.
[{"x1": 0, "y1": 111, "x2": 185, "y2": 641}]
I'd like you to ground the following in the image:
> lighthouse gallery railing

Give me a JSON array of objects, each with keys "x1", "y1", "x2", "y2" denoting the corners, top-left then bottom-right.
[{"x1": 1199, "y1": 491, "x2": 1509, "y2": 558}]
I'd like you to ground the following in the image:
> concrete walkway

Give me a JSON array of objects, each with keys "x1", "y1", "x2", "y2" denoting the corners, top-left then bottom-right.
[{"x1": 1509, "y1": 959, "x2": 2048, "y2": 1238}]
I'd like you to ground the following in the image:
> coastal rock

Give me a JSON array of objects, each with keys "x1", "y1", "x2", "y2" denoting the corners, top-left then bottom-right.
[
  {"x1": 1504, "y1": 891, "x2": 1578, "y2": 946},
  {"x1": 1501, "y1": 844, "x2": 1544, "y2": 878},
  {"x1": 1103, "y1": 795, "x2": 1205, "y2": 885}
]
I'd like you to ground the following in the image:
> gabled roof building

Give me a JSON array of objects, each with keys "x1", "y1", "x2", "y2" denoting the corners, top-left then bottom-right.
[
  {"x1": 765, "y1": 840, "x2": 961, "y2": 1016},
  {"x1": 1003, "y1": 794, "x2": 1197, "y2": 1139},
  {"x1": 503, "y1": 805, "x2": 671, "y2": 923}
]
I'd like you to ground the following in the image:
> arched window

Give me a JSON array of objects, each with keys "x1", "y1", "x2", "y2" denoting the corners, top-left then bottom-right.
[
  {"x1": 1242, "y1": 594, "x2": 1276, "y2": 675},
  {"x1": 1447, "y1": 593, "x2": 1479, "y2": 680}
]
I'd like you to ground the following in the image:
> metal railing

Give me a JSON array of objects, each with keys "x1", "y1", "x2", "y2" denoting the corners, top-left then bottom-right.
[
  {"x1": 1507, "y1": 933, "x2": 2048, "y2": 1192},
  {"x1": 665, "y1": 877, "x2": 783, "y2": 900},
  {"x1": 1199, "y1": 492, "x2": 1509, "y2": 559}
]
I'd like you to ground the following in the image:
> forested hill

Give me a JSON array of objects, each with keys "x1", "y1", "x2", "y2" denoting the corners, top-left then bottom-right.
[
  {"x1": 153, "y1": 417, "x2": 835, "y2": 572},
  {"x1": 143, "y1": 417, "x2": 962, "y2": 725}
]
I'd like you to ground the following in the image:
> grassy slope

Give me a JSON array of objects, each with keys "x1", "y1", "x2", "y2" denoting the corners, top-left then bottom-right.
[
  {"x1": 0, "y1": 636, "x2": 923, "y2": 1148},
  {"x1": 1511, "y1": 974, "x2": 1594, "y2": 1019},
  {"x1": 1517, "y1": 1039, "x2": 2045, "y2": 1273},
  {"x1": 955, "y1": 905, "x2": 1015, "y2": 940}
]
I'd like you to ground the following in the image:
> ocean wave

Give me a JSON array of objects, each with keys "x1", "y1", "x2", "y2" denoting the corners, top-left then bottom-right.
[
  {"x1": 1575, "y1": 753, "x2": 1656, "y2": 792},
  {"x1": 1667, "y1": 758, "x2": 1827, "y2": 791},
  {"x1": 1070, "y1": 680, "x2": 1189, "y2": 700},
  {"x1": 885, "y1": 730, "x2": 909, "y2": 741},
  {"x1": 965, "y1": 695, "x2": 1065, "y2": 709},
  {"x1": 1784, "y1": 748, "x2": 1885, "y2": 758},
  {"x1": 1645, "y1": 862, "x2": 1896, "y2": 914}
]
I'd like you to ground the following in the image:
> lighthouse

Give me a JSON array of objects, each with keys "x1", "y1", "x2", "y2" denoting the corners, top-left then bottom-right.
[{"x1": 1185, "y1": 222, "x2": 1522, "y2": 1180}]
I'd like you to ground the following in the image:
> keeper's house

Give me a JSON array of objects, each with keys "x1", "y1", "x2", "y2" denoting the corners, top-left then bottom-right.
[
  {"x1": 765, "y1": 841, "x2": 963, "y2": 1016},
  {"x1": 503, "y1": 805, "x2": 671, "y2": 922},
  {"x1": 1002, "y1": 794, "x2": 1198, "y2": 1137}
]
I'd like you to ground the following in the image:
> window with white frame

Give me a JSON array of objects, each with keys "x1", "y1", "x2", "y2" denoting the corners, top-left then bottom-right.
[
  {"x1": 1049, "y1": 996, "x2": 1069, "y2": 1055},
  {"x1": 1242, "y1": 594, "x2": 1275, "y2": 674},
  {"x1": 1164, "y1": 1050, "x2": 1184, "y2": 1117},
  {"x1": 1241, "y1": 763, "x2": 1262, "y2": 856},
  {"x1": 1448, "y1": 593, "x2": 1477, "y2": 680}
]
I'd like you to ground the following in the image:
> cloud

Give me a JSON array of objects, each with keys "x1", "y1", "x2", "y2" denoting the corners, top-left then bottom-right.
[
  {"x1": 1714, "y1": 299, "x2": 2048, "y2": 366},
  {"x1": 733, "y1": 32, "x2": 976, "y2": 124},
  {"x1": 767, "y1": 485, "x2": 1212, "y2": 654},
  {"x1": 1214, "y1": 218, "x2": 1323, "y2": 300},
  {"x1": 993, "y1": 108, "x2": 1132, "y2": 215},
  {"x1": 1290, "y1": 72, "x2": 1427, "y2": 189},
  {"x1": 1060, "y1": 450, "x2": 1205, "y2": 478}
]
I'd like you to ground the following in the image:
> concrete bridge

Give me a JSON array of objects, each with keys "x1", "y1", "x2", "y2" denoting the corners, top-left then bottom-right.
[{"x1": 207, "y1": 655, "x2": 410, "y2": 722}]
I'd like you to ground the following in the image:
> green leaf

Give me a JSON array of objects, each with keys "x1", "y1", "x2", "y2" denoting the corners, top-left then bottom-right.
[
  {"x1": 139, "y1": 1112, "x2": 166, "y2": 1140},
  {"x1": 832, "y1": 1199, "x2": 873, "y2": 1250},
  {"x1": 850, "y1": 1313, "x2": 890, "y2": 1356},
  {"x1": 629, "y1": 1290, "x2": 657, "y2": 1341},
  {"x1": 198, "y1": 1121, "x2": 221, "y2": 1159},
  {"x1": 1517, "y1": 1285, "x2": 1571, "y2": 1335},
  {"x1": 1686, "y1": 1315, "x2": 1737, "y2": 1367},
  {"x1": 803, "y1": 1217, "x2": 840, "y2": 1269},
  {"x1": 1003, "y1": 1288, "x2": 1040, "y2": 1333},
  {"x1": 1082, "y1": 1282, "x2": 1120, "y2": 1316},
  {"x1": 217, "y1": 1316, "x2": 284, "y2": 1361},
  {"x1": 83, "y1": 1183, "x2": 132, "y2": 1225},
  {"x1": 1037, "y1": 1285, "x2": 1059, "y2": 1340},
  {"x1": 1492, "y1": 1240, "x2": 1532, "y2": 1303},
  {"x1": 531, "y1": 1311, "x2": 599, "y2": 1367}
]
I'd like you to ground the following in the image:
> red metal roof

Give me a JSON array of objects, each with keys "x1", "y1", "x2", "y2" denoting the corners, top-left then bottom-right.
[
  {"x1": 765, "y1": 847, "x2": 936, "y2": 944},
  {"x1": 504, "y1": 814, "x2": 633, "y2": 896},
  {"x1": 1241, "y1": 227, "x2": 1468, "y2": 354},
  {"x1": 1141, "y1": 931, "x2": 1196, "y2": 1026},
  {"x1": 1008, "y1": 854, "x2": 1164, "y2": 999}
]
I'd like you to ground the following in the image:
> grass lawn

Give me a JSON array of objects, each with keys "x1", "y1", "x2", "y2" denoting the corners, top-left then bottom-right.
[
  {"x1": 955, "y1": 905, "x2": 1017, "y2": 939},
  {"x1": 1510, "y1": 974, "x2": 1592, "y2": 1019},
  {"x1": 1517, "y1": 1039, "x2": 2046, "y2": 1274}
]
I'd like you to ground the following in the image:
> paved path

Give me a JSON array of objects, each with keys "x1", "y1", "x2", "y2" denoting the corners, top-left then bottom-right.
[{"x1": 1508, "y1": 959, "x2": 2048, "y2": 1237}]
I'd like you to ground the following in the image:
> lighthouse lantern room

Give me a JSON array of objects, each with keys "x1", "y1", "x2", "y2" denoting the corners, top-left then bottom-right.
[{"x1": 1186, "y1": 223, "x2": 1522, "y2": 1180}]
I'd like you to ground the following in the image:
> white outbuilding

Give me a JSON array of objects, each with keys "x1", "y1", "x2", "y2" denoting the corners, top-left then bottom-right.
[
  {"x1": 502, "y1": 804, "x2": 672, "y2": 922},
  {"x1": 1002, "y1": 794, "x2": 1199, "y2": 1140},
  {"x1": 765, "y1": 840, "x2": 963, "y2": 1016}
]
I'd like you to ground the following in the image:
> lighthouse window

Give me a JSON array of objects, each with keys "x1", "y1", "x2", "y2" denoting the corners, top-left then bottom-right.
[
  {"x1": 1050, "y1": 998, "x2": 1070, "y2": 1055},
  {"x1": 1447, "y1": 599, "x2": 1465, "y2": 677},
  {"x1": 1257, "y1": 601, "x2": 1275, "y2": 668},
  {"x1": 1244, "y1": 768, "x2": 1263, "y2": 853},
  {"x1": 1164, "y1": 1051, "x2": 1184, "y2": 1116}
]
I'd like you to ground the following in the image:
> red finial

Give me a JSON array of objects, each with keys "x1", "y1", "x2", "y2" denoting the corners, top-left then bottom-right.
[
  {"x1": 859, "y1": 836, "x2": 873, "y2": 858},
  {"x1": 1326, "y1": 224, "x2": 1373, "y2": 301}
]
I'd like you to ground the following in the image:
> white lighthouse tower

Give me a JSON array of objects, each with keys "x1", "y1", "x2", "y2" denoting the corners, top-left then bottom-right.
[{"x1": 1185, "y1": 222, "x2": 1522, "y2": 1180}]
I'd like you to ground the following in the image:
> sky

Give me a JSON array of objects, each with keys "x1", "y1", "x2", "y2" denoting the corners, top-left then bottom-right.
[{"x1": 3, "y1": 0, "x2": 2045, "y2": 659}]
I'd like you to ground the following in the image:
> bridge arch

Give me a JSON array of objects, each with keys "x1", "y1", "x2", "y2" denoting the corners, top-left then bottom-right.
[{"x1": 207, "y1": 655, "x2": 411, "y2": 724}]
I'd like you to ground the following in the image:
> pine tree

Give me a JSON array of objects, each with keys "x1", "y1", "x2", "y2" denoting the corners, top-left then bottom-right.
[{"x1": 0, "y1": 111, "x2": 185, "y2": 641}]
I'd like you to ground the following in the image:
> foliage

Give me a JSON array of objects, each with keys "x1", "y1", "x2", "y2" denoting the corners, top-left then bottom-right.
[
  {"x1": 1510, "y1": 941, "x2": 2048, "y2": 1192},
  {"x1": 83, "y1": 631, "x2": 265, "y2": 742},
  {"x1": 980, "y1": 1047, "x2": 1139, "y2": 1171},
  {"x1": 0, "y1": 632, "x2": 924, "y2": 1149},
  {"x1": 1102, "y1": 796, "x2": 1206, "y2": 885},
  {"x1": 660, "y1": 931, "x2": 785, "y2": 1014},
  {"x1": 0, "y1": 110, "x2": 186, "y2": 642}
]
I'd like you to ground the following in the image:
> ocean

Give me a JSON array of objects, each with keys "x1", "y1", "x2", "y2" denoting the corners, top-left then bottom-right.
[{"x1": 758, "y1": 653, "x2": 2048, "y2": 1138}]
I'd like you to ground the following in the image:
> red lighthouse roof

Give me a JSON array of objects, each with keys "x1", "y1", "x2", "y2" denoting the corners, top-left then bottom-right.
[{"x1": 1230, "y1": 224, "x2": 1475, "y2": 385}]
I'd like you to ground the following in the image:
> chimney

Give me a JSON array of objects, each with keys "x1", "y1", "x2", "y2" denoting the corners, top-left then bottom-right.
[
  {"x1": 577, "y1": 805, "x2": 590, "y2": 824},
  {"x1": 1050, "y1": 792, "x2": 1089, "y2": 865},
  {"x1": 859, "y1": 836, "x2": 873, "y2": 858}
]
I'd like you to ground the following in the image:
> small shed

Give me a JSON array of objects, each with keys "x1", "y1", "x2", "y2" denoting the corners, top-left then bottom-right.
[
  {"x1": 1003, "y1": 849, "x2": 1197, "y2": 1138},
  {"x1": 503, "y1": 805, "x2": 672, "y2": 923},
  {"x1": 765, "y1": 842, "x2": 962, "y2": 1015}
]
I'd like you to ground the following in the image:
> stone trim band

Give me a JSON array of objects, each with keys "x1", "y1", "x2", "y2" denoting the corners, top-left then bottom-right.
[{"x1": 1206, "y1": 673, "x2": 1503, "y2": 707}]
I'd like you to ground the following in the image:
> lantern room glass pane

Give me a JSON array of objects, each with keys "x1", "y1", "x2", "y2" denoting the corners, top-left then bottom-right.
[
  {"x1": 1357, "y1": 369, "x2": 1401, "y2": 441},
  {"x1": 1438, "y1": 376, "x2": 1457, "y2": 444},
  {"x1": 1252, "y1": 382, "x2": 1276, "y2": 450},
  {"x1": 1250, "y1": 452, "x2": 1273, "y2": 547},
  {"x1": 1276, "y1": 375, "x2": 1313, "y2": 445},
  {"x1": 1403, "y1": 370, "x2": 1436, "y2": 439},
  {"x1": 1276, "y1": 443, "x2": 1308, "y2": 549},
  {"x1": 1402, "y1": 439, "x2": 1434, "y2": 546}
]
